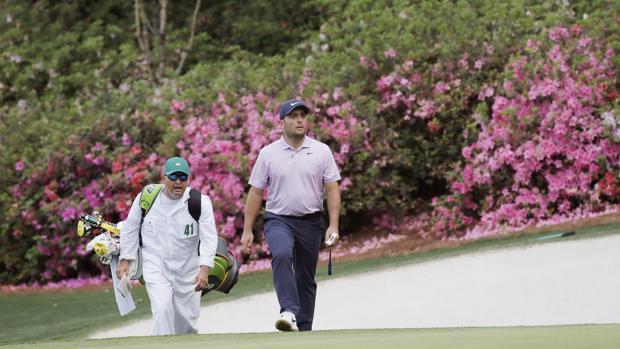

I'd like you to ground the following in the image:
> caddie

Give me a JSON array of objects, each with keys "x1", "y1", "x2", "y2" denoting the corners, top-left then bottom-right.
[{"x1": 116, "y1": 156, "x2": 218, "y2": 335}]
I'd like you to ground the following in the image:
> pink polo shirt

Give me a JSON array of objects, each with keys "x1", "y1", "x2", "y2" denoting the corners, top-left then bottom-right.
[{"x1": 249, "y1": 136, "x2": 341, "y2": 216}]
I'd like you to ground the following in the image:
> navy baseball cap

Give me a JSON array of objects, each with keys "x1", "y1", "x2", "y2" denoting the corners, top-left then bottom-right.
[{"x1": 279, "y1": 99, "x2": 310, "y2": 120}]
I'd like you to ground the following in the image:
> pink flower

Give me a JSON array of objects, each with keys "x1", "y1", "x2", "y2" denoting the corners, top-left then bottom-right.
[
  {"x1": 15, "y1": 160, "x2": 25, "y2": 172},
  {"x1": 327, "y1": 106, "x2": 341, "y2": 116},
  {"x1": 474, "y1": 58, "x2": 484, "y2": 69},
  {"x1": 122, "y1": 133, "x2": 132, "y2": 147},
  {"x1": 578, "y1": 37, "x2": 592, "y2": 49},
  {"x1": 484, "y1": 42, "x2": 494, "y2": 55},
  {"x1": 458, "y1": 53, "x2": 469, "y2": 69},
  {"x1": 547, "y1": 45, "x2": 562, "y2": 62},
  {"x1": 170, "y1": 100, "x2": 185, "y2": 113},
  {"x1": 502, "y1": 80, "x2": 514, "y2": 94},
  {"x1": 478, "y1": 85, "x2": 495, "y2": 101},
  {"x1": 384, "y1": 48, "x2": 397, "y2": 59},
  {"x1": 462, "y1": 147, "x2": 472, "y2": 159},
  {"x1": 414, "y1": 99, "x2": 436, "y2": 119},
  {"x1": 402, "y1": 60, "x2": 414, "y2": 72},
  {"x1": 549, "y1": 27, "x2": 569, "y2": 42},
  {"x1": 339, "y1": 177, "x2": 352, "y2": 191},
  {"x1": 359, "y1": 55, "x2": 369, "y2": 68},
  {"x1": 434, "y1": 82, "x2": 450, "y2": 94},
  {"x1": 60, "y1": 207, "x2": 80, "y2": 222}
]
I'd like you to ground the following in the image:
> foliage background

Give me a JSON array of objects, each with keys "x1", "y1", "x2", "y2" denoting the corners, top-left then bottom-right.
[{"x1": 1, "y1": 0, "x2": 619, "y2": 285}]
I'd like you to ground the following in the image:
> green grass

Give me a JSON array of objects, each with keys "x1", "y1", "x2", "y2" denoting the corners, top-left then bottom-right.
[
  {"x1": 1, "y1": 222, "x2": 618, "y2": 346},
  {"x1": 3, "y1": 325, "x2": 620, "y2": 349}
]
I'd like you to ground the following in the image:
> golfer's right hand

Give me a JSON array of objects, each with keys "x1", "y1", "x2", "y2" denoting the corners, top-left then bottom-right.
[
  {"x1": 240, "y1": 230, "x2": 254, "y2": 256},
  {"x1": 116, "y1": 259, "x2": 130, "y2": 279}
]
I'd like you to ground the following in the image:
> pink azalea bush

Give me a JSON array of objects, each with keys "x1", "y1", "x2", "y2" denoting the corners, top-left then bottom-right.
[
  {"x1": 4, "y1": 112, "x2": 164, "y2": 284},
  {"x1": 431, "y1": 25, "x2": 620, "y2": 239},
  {"x1": 369, "y1": 39, "x2": 504, "y2": 218},
  {"x1": 5, "y1": 19, "x2": 620, "y2": 288}
]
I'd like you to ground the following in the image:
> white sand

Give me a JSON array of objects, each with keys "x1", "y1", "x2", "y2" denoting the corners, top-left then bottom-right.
[{"x1": 89, "y1": 233, "x2": 620, "y2": 338}]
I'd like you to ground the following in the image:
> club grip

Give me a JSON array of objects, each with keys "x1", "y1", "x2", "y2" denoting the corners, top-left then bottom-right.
[
  {"x1": 79, "y1": 213, "x2": 120, "y2": 236},
  {"x1": 327, "y1": 250, "x2": 332, "y2": 276},
  {"x1": 80, "y1": 213, "x2": 101, "y2": 226}
]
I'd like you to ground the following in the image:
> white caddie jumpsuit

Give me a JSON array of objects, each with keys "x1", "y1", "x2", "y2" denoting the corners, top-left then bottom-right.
[{"x1": 120, "y1": 187, "x2": 218, "y2": 335}]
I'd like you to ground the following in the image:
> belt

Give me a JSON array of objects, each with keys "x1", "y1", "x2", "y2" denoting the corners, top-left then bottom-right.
[{"x1": 265, "y1": 211, "x2": 323, "y2": 220}]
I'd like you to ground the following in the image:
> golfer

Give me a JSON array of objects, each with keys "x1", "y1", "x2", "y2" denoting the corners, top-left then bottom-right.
[{"x1": 241, "y1": 98, "x2": 341, "y2": 331}]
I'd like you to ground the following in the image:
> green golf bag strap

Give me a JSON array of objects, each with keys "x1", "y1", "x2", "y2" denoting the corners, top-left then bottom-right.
[
  {"x1": 138, "y1": 184, "x2": 164, "y2": 247},
  {"x1": 137, "y1": 184, "x2": 201, "y2": 247}
]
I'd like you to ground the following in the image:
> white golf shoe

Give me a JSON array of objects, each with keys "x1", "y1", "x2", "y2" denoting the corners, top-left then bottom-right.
[{"x1": 275, "y1": 311, "x2": 298, "y2": 332}]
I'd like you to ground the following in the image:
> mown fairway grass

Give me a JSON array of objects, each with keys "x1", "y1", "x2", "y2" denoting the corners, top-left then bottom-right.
[
  {"x1": 2, "y1": 325, "x2": 620, "y2": 349},
  {"x1": 1, "y1": 222, "x2": 619, "y2": 347}
]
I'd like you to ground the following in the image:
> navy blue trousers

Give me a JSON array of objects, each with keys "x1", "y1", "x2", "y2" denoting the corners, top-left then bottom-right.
[{"x1": 264, "y1": 211, "x2": 325, "y2": 331}]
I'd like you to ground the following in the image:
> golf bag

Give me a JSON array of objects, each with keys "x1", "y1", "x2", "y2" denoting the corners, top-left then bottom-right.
[
  {"x1": 78, "y1": 212, "x2": 143, "y2": 281},
  {"x1": 78, "y1": 212, "x2": 121, "y2": 265},
  {"x1": 203, "y1": 236, "x2": 240, "y2": 295},
  {"x1": 77, "y1": 184, "x2": 240, "y2": 295}
]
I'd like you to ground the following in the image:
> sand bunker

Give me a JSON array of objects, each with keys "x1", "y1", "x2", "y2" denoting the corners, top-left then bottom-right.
[{"x1": 90, "y1": 233, "x2": 620, "y2": 338}]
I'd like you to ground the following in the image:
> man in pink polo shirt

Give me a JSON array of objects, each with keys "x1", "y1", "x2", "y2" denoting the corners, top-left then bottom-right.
[{"x1": 241, "y1": 98, "x2": 341, "y2": 332}]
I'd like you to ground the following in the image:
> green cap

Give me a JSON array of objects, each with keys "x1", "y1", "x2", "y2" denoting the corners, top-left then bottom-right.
[{"x1": 163, "y1": 157, "x2": 190, "y2": 176}]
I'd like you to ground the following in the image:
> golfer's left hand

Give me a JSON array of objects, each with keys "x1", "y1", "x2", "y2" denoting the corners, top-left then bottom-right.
[
  {"x1": 194, "y1": 266, "x2": 210, "y2": 292},
  {"x1": 325, "y1": 226, "x2": 339, "y2": 247}
]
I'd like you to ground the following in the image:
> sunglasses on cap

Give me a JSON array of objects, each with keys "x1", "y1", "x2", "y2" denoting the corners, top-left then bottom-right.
[{"x1": 166, "y1": 173, "x2": 189, "y2": 182}]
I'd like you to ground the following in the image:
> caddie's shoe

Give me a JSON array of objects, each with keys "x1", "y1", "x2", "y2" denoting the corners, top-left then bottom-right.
[{"x1": 275, "y1": 311, "x2": 298, "y2": 332}]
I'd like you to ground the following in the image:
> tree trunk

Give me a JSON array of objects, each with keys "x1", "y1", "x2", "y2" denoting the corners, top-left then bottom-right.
[
  {"x1": 134, "y1": 0, "x2": 201, "y2": 84},
  {"x1": 176, "y1": 0, "x2": 202, "y2": 76}
]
